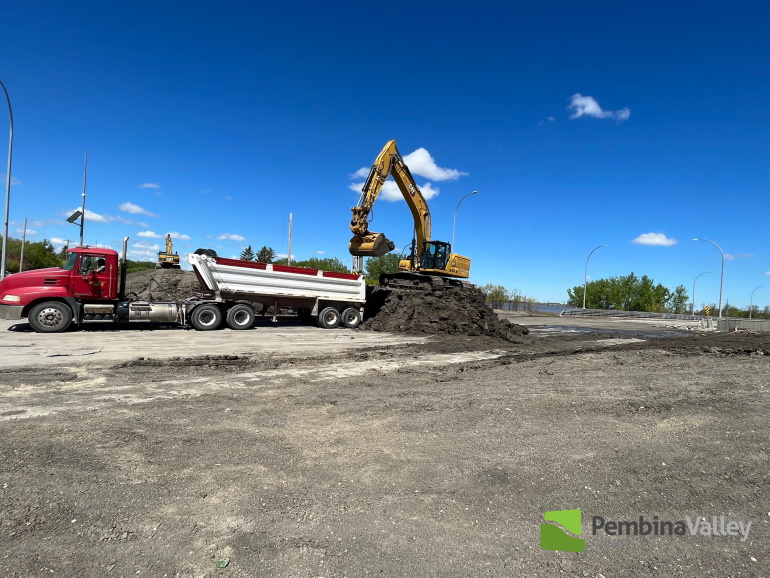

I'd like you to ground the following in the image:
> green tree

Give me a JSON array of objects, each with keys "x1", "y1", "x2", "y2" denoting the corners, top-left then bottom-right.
[
  {"x1": 363, "y1": 253, "x2": 402, "y2": 285},
  {"x1": 273, "y1": 256, "x2": 350, "y2": 273},
  {"x1": 567, "y1": 272, "x2": 672, "y2": 312},
  {"x1": 239, "y1": 245, "x2": 256, "y2": 261},
  {"x1": 667, "y1": 285, "x2": 689, "y2": 314},
  {"x1": 125, "y1": 260, "x2": 157, "y2": 274},
  {"x1": 480, "y1": 284, "x2": 511, "y2": 309},
  {"x1": 256, "y1": 246, "x2": 276, "y2": 263}
]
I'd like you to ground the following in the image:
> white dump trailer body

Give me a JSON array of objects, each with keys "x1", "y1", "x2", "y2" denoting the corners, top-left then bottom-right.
[{"x1": 186, "y1": 253, "x2": 366, "y2": 329}]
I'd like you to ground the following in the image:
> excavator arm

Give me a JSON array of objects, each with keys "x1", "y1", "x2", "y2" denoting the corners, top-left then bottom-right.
[{"x1": 349, "y1": 140, "x2": 432, "y2": 259}]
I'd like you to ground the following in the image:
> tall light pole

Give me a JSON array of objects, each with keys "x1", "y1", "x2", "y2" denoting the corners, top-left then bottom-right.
[
  {"x1": 80, "y1": 151, "x2": 87, "y2": 246},
  {"x1": 749, "y1": 286, "x2": 765, "y2": 319},
  {"x1": 693, "y1": 238, "x2": 725, "y2": 318},
  {"x1": 452, "y1": 190, "x2": 477, "y2": 250},
  {"x1": 583, "y1": 244, "x2": 608, "y2": 309},
  {"x1": 691, "y1": 271, "x2": 711, "y2": 315},
  {"x1": 0, "y1": 77, "x2": 13, "y2": 279}
]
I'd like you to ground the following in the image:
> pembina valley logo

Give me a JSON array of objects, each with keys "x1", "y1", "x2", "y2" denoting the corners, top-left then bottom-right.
[{"x1": 540, "y1": 509, "x2": 586, "y2": 552}]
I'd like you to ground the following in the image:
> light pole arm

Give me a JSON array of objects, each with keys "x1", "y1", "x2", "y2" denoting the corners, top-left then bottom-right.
[
  {"x1": 693, "y1": 238, "x2": 725, "y2": 319},
  {"x1": 582, "y1": 244, "x2": 608, "y2": 309},
  {"x1": 452, "y1": 191, "x2": 477, "y2": 250}
]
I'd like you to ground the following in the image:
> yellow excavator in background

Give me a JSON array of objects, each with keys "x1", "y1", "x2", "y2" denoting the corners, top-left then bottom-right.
[
  {"x1": 156, "y1": 234, "x2": 181, "y2": 269},
  {"x1": 349, "y1": 140, "x2": 471, "y2": 290}
]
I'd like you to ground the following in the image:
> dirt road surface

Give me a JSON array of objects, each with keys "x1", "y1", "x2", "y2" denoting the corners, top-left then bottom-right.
[{"x1": 0, "y1": 314, "x2": 768, "y2": 577}]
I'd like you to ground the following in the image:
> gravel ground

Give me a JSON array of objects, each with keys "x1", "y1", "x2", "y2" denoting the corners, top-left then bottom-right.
[{"x1": 0, "y1": 316, "x2": 767, "y2": 577}]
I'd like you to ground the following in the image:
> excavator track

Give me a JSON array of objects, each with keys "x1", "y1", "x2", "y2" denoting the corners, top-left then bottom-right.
[{"x1": 380, "y1": 273, "x2": 468, "y2": 292}]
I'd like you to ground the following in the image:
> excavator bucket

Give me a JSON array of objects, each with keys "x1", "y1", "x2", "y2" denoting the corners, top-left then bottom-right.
[{"x1": 349, "y1": 232, "x2": 395, "y2": 257}]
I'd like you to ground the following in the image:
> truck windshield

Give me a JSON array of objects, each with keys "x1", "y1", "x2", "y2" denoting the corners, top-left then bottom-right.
[{"x1": 63, "y1": 252, "x2": 79, "y2": 271}]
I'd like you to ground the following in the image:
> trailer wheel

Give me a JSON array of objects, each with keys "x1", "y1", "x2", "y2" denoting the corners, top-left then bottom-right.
[
  {"x1": 317, "y1": 306, "x2": 340, "y2": 329},
  {"x1": 190, "y1": 304, "x2": 222, "y2": 331},
  {"x1": 341, "y1": 307, "x2": 362, "y2": 329},
  {"x1": 28, "y1": 301, "x2": 73, "y2": 333},
  {"x1": 226, "y1": 304, "x2": 255, "y2": 330}
]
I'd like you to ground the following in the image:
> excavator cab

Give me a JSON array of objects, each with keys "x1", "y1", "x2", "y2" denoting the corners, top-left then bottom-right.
[{"x1": 419, "y1": 241, "x2": 450, "y2": 271}]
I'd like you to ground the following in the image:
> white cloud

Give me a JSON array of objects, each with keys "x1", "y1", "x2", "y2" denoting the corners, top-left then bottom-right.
[
  {"x1": 118, "y1": 202, "x2": 157, "y2": 217},
  {"x1": 349, "y1": 146, "x2": 466, "y2": 191},
  {"x1": 349, "y1": 167, "x2": 370, "y2": 179},
  {"x1": 403, "y1": 148, "x2": 467, "y2": 181},
  {"x1": 139, "y1": 183, "x2": 160, "y2": 189},
  {"x1": 128, "y1": 249, "x2": 156, "y2": 260},
  {"x1": 217, "y1": 234, "x2": 245, "y2": 241},
  {"x1": 133, "y1": 242, "x2": 160, "y2": 251},
  {"x1": 632, "y1": 233, "x2": 677, "y2": 246},
  {"x1": 724, "y1": 253, "x2": 753, "y2": 260},
  {"x1": 276, "y1": 253, "x2": 296, "y2": 260},
  {"x1": 348, "y1": 180, "x2": 439, "y2": 201},
  {"x1": 1, "y1": 174, "x2": 21, "y2": 185},
  {"x1": 315, "y1": 250, "x2": 325, "y2": 255},
  {"x1": 568, "y1": 93, "x2": 630, "y2": 122},
  {"x1": 15, "y1": 227, "x2": 37, "y2": 236},
  {"x1": 50, "y1": 237, "x2": 69, "y2": 248},
  {"x1": 137, "y1": 230, "x2": 163, "y2": 238},
  {"x1": 168, "y1": 232, "x2": 191, "y2": 240},
  {"x1": 765, "y1": 271, "x2": 770, "y2": 276},
  {"x1": 66, "y1": 208, "x2": 114, "y2": 223}
]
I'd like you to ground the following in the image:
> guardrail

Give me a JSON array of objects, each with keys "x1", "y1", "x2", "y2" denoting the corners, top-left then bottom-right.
[{"x1": 559, "y1": 308, "x2": 702, "y2": 321}]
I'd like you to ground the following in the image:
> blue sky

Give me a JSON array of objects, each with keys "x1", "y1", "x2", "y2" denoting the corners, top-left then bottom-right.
[{"x1": 2, "y1": 1, "x2": 768, "y2": 307}]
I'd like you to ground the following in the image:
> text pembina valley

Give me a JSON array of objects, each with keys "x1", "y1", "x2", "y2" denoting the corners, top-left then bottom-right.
[{"x1": 592, "y1": 516, "x2": 752, "y2": 542}]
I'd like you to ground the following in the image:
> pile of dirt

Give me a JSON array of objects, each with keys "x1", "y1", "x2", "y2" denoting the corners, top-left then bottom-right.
[
  {"x1": 124, "y1": 269, "x2": 202, "y2": 301},
  {"x1": 361, "y1": 286, "x2": 529, "y2": 342}
]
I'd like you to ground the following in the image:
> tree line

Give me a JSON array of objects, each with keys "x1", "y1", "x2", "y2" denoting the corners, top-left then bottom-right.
[
  {"x1": 567, "y1": 273, "x2": 689, "y2": 313},
  {"x1": 480, "y1": 284, "x2": 539, "y2": 311}
]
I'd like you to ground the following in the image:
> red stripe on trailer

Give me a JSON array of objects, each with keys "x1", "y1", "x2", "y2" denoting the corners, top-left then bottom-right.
[
  {"x1": 272, "y1": 264, "x2": 318, "y2": 276},
  {"x1": 215, "y1": 257, "x2": 267, "y2": 270},
  {"x1": 322, "y1": 271, "x2": 361, "y2": 280}
]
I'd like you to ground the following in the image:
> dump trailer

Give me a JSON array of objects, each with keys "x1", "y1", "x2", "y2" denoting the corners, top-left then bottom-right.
[{"x1": 0, "y1": 238, "x2": 366, "y2": 333}]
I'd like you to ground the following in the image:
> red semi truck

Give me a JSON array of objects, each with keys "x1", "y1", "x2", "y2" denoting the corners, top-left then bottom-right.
[{"x1": 0, "y1": 238, "x2": 366, "y2": 333}]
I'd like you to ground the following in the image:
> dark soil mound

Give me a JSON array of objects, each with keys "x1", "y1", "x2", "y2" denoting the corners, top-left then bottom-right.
[
  {"x1": 125, "y1": 269, "x2": 202, "y2": 301},
  {"x1": 362, "y1": 286, "x2": 529, "y2": 342}
]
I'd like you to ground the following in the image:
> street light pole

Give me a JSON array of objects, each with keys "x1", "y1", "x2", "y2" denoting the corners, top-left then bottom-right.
[
  {"x1": 452, "y1": 190, "x2": 477, "y2": 250},
  {"x1": 693, "y1": 238, "x2": 725, "y2": 318},
  {"x1": 583, "y1": 244, "x2": 608, "y2": 309},
  {"x1": 79, "y1": 151, "x2": 87, "y2": 246},
  {"x1": 0, "y1": 77, "x2": 13, "y2": 279},
  {"x1": 749, "y1": 286, "x2": 765, "y2": 319},
  {"x1": 691, "y1": 271, "x2": 712, "y2": 315}
]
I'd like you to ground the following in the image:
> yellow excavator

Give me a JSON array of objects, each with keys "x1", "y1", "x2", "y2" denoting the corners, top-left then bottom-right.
[
  {"x1": 349, "y1": 140, "x2": 471, "y2": 290},
  {"x1": 156, "y1": 234, "x2": 181, "y2": 269}
]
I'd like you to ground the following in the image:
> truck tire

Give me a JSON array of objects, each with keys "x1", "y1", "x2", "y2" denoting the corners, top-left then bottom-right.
[
  {"x1": 341, "y1": 307, "x2": 362, "y2": 329},
  {"x1": 226, "y1": 304, "x2": 255, "y2": 330},
  {"x1": 190, "y1": 304, "x2": 222, "y2": 331},
  {"x1": 317, "y1": 306, "x2": 340, "y2": 329},
  {"x1": 28, "y1": 301, "x2": 73, "y2": 333}
]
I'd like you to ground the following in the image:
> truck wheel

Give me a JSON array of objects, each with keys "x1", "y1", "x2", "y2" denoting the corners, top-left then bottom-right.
[
  {"x1": 226, "y1": 304, "x2": 255, "y2": 330},
  {"x1": 28, "y1": 301, "x2": 73, "y2": 333},
  {"x1": 190, "y1": 304, "x2": 222, "y2": 331},
  {"x1": 341, "y1": 307, "x2": 362, "y2": 329},
  {"x1": 317, "y1": 306, "x2": 340, "y2": 329}
]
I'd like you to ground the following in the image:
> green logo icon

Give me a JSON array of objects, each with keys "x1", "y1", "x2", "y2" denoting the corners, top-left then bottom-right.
[{"x1": 540, "y1": 509, "x2": 586, "y2": 552}]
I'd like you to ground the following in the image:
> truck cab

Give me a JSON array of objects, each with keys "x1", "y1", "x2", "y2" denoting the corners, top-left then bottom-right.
[{"x1": 0, "y1": 246, "x2": 121, "y2": 332}]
